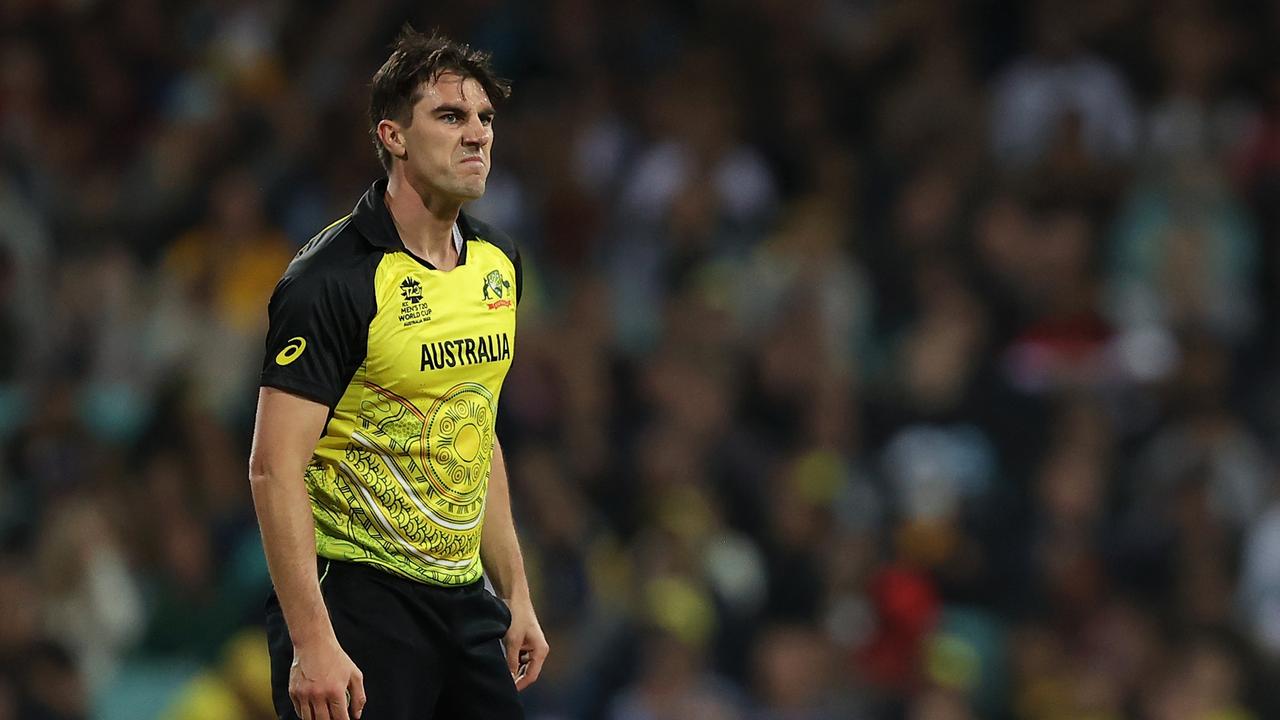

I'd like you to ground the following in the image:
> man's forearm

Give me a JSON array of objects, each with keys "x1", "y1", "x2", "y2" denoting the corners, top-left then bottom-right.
[
  {"x1": 481, "y1": 440, "x2": 531, "y2": 602},
  {"x1": 250, "y1": 464, "x2": 335, "y2": 646}
]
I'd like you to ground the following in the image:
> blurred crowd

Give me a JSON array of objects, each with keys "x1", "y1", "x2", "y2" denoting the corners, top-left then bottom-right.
[{"x1": 3, "y1": 0, "x2": 1280, "y2": 718}]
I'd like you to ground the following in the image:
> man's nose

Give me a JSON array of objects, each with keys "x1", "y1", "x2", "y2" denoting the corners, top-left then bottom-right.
[{"x1": 463, "y1": 117, "x2": 490, "y2": 147}]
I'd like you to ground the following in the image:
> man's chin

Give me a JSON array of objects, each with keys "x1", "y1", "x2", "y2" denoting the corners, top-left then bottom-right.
[{"x1": 457, "y1": 181, "x2": 486, "y2": 200}]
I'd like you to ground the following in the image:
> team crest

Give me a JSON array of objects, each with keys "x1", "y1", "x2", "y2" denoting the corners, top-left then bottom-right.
[
  {"x1": 483, "y1": 270, "x2": 512, "y2": 309},
  {"x1": 398, "y1": 276, "x2": 432, "y2": 326}
]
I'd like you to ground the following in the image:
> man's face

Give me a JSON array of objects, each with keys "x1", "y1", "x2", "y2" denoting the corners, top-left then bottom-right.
[{"x1": 399, "y1": 72, "x2": 494, "y2": 201}]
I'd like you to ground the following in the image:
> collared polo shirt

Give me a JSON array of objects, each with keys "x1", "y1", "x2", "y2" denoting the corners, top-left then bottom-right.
[{"x1": 261, "y1": 178, "x2": 521, "y2": 586}]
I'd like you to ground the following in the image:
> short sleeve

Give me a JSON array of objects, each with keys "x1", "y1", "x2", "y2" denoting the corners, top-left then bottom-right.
[{"x1": 260, "y1": 271, "x2": 371, "y2": 408}]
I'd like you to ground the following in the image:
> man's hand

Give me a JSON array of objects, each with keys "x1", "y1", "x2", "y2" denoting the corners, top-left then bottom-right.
[
  {"x1": 289, "y1": 637, "x2": 367, "y2": 720},
  {"x1": 502, "y1": 597, "x2": 549, "y2": 691}
]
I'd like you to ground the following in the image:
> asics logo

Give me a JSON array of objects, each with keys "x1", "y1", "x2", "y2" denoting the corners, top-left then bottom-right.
[{"x1": 276, "y1": 337, "x2": 307, "y2": 365}]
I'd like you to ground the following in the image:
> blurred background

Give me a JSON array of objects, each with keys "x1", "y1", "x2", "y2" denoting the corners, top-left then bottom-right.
[{"x1": 3, "y1": 0, "x2": 1280, "y2": 718}]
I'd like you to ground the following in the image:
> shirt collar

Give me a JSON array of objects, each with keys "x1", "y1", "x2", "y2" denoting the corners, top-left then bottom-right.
[{"x1": 352, "y1": 177, "x2": 472, "y2": 256}]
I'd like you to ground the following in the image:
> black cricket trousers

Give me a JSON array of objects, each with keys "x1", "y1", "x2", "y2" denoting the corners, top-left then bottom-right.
[{"x1": 266, "y1": 559, "x2": 523, "y2": 719}]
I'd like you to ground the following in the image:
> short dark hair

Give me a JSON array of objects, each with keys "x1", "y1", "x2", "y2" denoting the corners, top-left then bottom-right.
[{"x1": 368, "y1": 27, "x2": 512, "y2": 171}]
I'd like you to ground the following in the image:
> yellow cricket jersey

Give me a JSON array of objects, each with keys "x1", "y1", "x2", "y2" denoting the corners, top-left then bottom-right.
[{"x1": 260, "y1": 178, "x2": 520, "y2": 587}]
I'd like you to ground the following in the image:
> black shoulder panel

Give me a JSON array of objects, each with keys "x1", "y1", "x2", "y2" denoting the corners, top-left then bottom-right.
[{"x1": 260, "y1": 217, "x2": 381, "y2": 407}]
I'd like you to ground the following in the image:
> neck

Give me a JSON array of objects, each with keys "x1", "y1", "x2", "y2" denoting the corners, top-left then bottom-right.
[{"x1": 385, "y1": 170, "x2": 463, "y2": 267}]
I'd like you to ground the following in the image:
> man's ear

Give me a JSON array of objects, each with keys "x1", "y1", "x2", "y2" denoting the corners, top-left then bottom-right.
[{"x1": 378, "y1": 119, "x2": 407, "y2": 161}]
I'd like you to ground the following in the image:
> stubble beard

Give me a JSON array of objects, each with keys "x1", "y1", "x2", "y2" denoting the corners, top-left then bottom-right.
[
  {"x1": 409, "y1": 164, "x2": 486, "y2": 204},
  {"x1": 446, "y1": 182, "x2": 484, "y2": 203},
  {"x1": 454, "y1": 173, "x2": 487, "y2": 201}
]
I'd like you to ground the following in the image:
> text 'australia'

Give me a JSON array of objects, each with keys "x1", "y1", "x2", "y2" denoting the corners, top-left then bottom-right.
[{"x1": 421, "y1": 333, "x2": 512, "y2": 371}]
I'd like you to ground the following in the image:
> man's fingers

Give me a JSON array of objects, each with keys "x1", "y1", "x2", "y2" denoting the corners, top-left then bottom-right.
[
  {"x1": 326, "y1": 694, "x2": 351, "y2": 720},
  {"x1": 349, "y1": 673, "x2": 367, "y2": 719},
  {"x1": 318, "y1": 697, "x2": 337, "y2": 720},
  {"x1": 296, "y1": 696, "x2": 311, "y2": 720},
  {"x1": 504, "y1": 638, "x2": 520, "y2": 677},
  {"x1": 300, "y1": 692, "x2": 352, "y2": 720},
  {"x1": 516, "y1": 650, "x2": 546, "y2": 691}
]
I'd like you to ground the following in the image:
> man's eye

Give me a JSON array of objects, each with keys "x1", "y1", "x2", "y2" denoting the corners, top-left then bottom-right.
[
  {"x1": 441, "y1": 113, "x2": 459, "y2": 123},
  {"x1": 480, "y1": 116, "x2": 494, "y2": 127}
]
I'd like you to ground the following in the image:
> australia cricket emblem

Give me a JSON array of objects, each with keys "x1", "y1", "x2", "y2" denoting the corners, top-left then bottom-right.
[{"x1": 483, "y1": 270, "x2": 512, "y2": 309}]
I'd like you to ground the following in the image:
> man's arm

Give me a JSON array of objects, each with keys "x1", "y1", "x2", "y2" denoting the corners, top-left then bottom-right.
[
  {"x1": 249, "y1": 387, "x2": 366, "y2": 720},
  {"x1": 481, "y1": 438, "x2": 549, "y2": 690}
]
